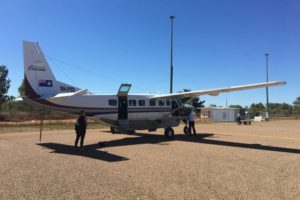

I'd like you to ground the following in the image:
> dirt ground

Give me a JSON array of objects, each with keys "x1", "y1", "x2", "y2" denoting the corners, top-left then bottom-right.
[{"x1": 0, "y1": 120, "x2": 299, "y2": 199}]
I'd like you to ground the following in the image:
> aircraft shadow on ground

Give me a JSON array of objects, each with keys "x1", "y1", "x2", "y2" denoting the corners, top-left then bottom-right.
[
  {"x1": 37, "y1": 143, "x2": 129, "y2": 162},
  {"x1": 36, "y1": 133, "x2": 213, "y2": 162},
  {"x1": 37, "y1": 131, "x2": 299, "y2": 162},
  {"x1": 101, "y1": 131, "x2": 300, "y2": 154}
]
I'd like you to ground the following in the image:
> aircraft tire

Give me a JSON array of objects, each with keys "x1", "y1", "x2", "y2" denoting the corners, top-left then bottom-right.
[
  {"x1": 164, "y1": 127, "x2": 174, "y2": 139},
  {"x1": 111, "y1": 127, "x2": 119, "y2": 134},
  {"x1": 111, "y1": 126, "x2": 115, "y2": 133}
]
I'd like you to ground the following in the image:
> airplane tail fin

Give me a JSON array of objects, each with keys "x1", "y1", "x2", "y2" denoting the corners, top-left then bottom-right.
[{"x1": 23, "y1": 41, "x2": 79, "y2": 98}]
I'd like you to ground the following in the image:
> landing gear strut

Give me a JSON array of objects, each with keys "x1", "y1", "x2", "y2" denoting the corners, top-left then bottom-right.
[
  {"x1": 164, "y1": 127, "x2": 174, "y2": 139},
  {"x1": 183, "y1": 126, "x2": 189, "y2": 135}
]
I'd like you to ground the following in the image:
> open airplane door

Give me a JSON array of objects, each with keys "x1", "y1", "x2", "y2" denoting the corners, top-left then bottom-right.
[{"x1": 117, "y1": 84, "x2": 131, "y2": 121}]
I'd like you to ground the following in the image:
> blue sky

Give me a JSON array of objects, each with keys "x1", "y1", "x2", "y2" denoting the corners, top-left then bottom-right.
[{"x1": 1, "y1": 0, "x2": 299, "y2": 107}]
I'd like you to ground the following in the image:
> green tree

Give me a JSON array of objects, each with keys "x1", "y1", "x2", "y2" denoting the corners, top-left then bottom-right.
[
  {"x1": 248, "y1": 103, "x2": 265, "y2": 116},
  {"x1": 2, "y1": 79, "x2": 35, "y2": 113},
  {"x1": 269, "y1": 103, "x2": 293, "y2": 116},
  {"x1": 293, "y1": 97, "x2": 300, "y2": 108},
  {"x1": 229, "y1": 105, "x2": 243, "y2": 109},
  {"x1": 0, "y1": 65, "x2": 11, "y2": 104},
  {"x1": 293, "y1": 97, "x2": 300, "y2": 114},
  {"x1": 16, "y1": 79, "x2": 36, "y2": 112},
  {"x1": 18, "y1": 79, "x2": 25, "y2": 96}
]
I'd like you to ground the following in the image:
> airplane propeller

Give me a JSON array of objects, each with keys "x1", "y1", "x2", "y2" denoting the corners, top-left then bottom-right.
[{"x1": 191, "y1": 97, "x2": 205, "y2": 112}]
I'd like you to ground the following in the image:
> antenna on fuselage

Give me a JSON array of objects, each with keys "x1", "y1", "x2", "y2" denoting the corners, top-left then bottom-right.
[{"x1": 170, "y1": 16, "x2": 175, "y2": 94}]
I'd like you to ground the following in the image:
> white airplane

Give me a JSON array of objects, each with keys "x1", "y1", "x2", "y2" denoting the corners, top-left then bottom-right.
[{"x1": 22, "y1": 41, "x2": 286, "y2": 138}]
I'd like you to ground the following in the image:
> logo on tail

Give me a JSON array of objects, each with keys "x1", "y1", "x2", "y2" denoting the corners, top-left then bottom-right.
[{"x1": 28, "y1": 65, "x2": 46, "y2": 71}]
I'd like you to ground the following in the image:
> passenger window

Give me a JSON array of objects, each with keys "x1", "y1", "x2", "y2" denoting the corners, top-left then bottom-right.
[
  {"x1": 150, "y1": 100, "x2": 156, "y2": 106},
  {"x1": 129, "y1": 99, "x2": 137, "y2": 106},
  {"x1": 159, "y1": 100, "x2": 165, "y2": 106},
  {"x1": 108, "y1": 99, "x2": 117, "y2": 106},
  {"x1": 138, "y1": 100, "x2": 145, "y2": 106},
  {"x1": 166, "y1": 100, "x2": 170, "y2": 106}
]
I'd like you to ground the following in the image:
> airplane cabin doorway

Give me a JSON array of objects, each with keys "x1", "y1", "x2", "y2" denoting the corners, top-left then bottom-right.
[
  {"x1": 117, "y1": 84, "x2": 131, "y2": 120},
  {"x1": 118, "y1": 96, "x2": 128, "y2": 120}
]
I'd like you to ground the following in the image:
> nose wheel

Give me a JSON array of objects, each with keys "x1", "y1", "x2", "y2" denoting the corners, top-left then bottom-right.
[{"x1": 164, "y1": 127, "x2": 174, "y2": 139}]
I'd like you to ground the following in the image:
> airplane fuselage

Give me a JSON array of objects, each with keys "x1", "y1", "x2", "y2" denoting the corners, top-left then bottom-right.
[{"x1": 23, "y1": 93, "x2": 180, "y2": 131}]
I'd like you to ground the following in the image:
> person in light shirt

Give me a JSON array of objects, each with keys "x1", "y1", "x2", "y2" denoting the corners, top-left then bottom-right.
[{"x1": 188, "y1": 110, "x2": 197, "y2": 136}]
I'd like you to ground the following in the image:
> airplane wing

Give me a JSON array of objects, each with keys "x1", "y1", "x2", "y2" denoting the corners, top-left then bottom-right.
[{"x1": 150, "y1": 81, "x2": 286, "y2": 100}]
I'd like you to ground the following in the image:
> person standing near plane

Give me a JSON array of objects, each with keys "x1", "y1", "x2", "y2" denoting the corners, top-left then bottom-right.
[
  {"x1": 237, "y1": 113, "x2": 241, "y2": 125},
  {"x1": 188, "y1": 110, "x2": 197, "y2": 136},
  {"x1": 75, "y1": 110, "x2": 87, "y2": 148}
]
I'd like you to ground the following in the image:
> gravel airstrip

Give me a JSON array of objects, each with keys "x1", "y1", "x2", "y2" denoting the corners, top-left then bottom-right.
[{"x1": 1, "y1": 120, "x2": 299, "y2": 199}]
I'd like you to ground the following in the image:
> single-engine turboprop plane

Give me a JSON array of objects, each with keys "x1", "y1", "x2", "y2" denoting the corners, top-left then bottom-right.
[{"x1": 22, "y1": 41, "x2": 286, "y2": 138}]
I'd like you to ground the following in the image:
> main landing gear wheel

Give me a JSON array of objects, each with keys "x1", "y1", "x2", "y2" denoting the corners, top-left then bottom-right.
[
  {"x1": 110, "y1": 127, "x2": 119, "y2": 134},
  {"x1": 164, "y1": 127, "x2": 174, "y2": 139}
]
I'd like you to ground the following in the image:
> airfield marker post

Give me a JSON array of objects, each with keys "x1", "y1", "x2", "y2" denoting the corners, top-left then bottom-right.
[{"x1": 39, "y1": 111, "x2": 44, "y2": 142}]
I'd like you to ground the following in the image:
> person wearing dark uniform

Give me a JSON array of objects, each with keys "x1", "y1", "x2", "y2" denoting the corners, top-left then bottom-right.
[
  {"x1": 237, "y1": 113, "x2": 241, "y2": 125},
  {"x1": 75, "y1": 110, "x2": 87, "y2": 148}
]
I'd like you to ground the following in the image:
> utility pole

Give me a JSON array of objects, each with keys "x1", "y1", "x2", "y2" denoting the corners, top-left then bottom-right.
[
  {"x1": 265, "y1": 53, "x2": 269, "y2": 121},
  {"x1": 226, "y1": 96, "x2": 228, "y2": 108},
  {"x1": 170, "y1": 16, "x2": 175, "y2": 94}
]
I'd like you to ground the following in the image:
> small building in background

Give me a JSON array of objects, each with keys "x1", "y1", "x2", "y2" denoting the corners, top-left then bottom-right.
[{"x1": 200, "y1": 107, "x2": 239, "y2": 122}]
